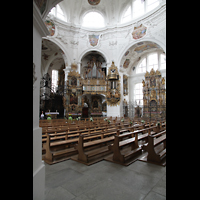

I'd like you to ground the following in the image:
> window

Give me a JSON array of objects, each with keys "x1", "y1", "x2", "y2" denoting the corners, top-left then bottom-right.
[
  {"x1": 121, "y1": 6, "x2": 131, "y2": 23},
  {"x1": 48, "y1": 4, "x2": 66, "y2": 21},
  {"x1": 133, "y1": 0, "x2": 145, "y2": 19},
  {"x1": 82, "y1": 12, "x2": 105, "y2": 28},
  {"x1": 136, "y1": 58, "x2": 146, "y2": 73},
  {"x1": 147, "y1": 0, "x2": 160, "y2": 12},
  {"x1": 134, "y1": 83, "x2": 143, "y2": 106},
  {"x1": 52, "y1": 70, "x2": 58, "y2": 92},
  {"x1": 56, "y1": 5, "x2": 65, "y2": 21},
  {"x1": 136, "y1": 52, "x2": 166, "y2": 74},
  {"x1": 160, "y1": 54, "x2": 166, "y2": 69},
  {"x1": 121, "y1": 0, "x2": 160, "y2": 23},
  {"x1": 148, "y1": 53, "x2": 158, "y2": 71}
]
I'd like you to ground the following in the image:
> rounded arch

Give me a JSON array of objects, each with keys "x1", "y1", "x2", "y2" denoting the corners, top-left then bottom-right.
[
  {"x1": 42, "y1": 0, "x2": 63, "y2": 20},
  {"x1": 117, "y1": 38, "x2": 166, "y2": 68},
  {"x1": 78, "y1": 49, "x2": 110, "y2": 65},
  {"x1": 44, "y1": 37, "x2": 72, "y2": 65}
]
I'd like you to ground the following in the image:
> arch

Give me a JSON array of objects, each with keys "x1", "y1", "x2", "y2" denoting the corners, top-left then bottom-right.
[
  {"x1": 117, "y1": 37, "x2": 166, "y2": 68},
  {"x1": 42, "y1": 0, "x2": 63, "y2": 20},
  {"x1": 43, "y1": 37, "x2": 72, "y2": 65},
  {"x1": 78, "y1": 49, "x2": 110, "y2": 65}
]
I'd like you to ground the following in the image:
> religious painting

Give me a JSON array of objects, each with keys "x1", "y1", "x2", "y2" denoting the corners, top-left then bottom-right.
[
  {"x1": 89, "y1": 34, "x2": 99, "y2": 47},
  {"x1": 88, "y1": 0, "x2": 100, "y2": 5},
  {"x1": 71, "y1": 76, "x2": 77, "y2": 86},
  {"x1": 93, "y1": 100, "x2": 98, "y2": 108},
  {"x1": 123, "y1": 59, "x2": 130, "y2": 69},
  {"x1": 34, "y1": 0, "x2": 47, "y2": 15},
  {"x1": 45, "y1": 20, "x2": 55, "y2": 36},
  {"x1": 132, "y1": 24, "x2": 147, "y2": 40},
  {"x1": 150, "y1": 76, "x2": 156, "y2": 87},
  {"x1": 70, "y1": 93, "x2": 78, "y2": 104}
]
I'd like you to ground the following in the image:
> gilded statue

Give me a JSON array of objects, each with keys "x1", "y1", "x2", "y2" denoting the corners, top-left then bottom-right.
[
  {"x1": 161, "y1": 77, "x2": 165, "y2": 85},
  {"x1": 115, "y1": 90, "x2": 120, "y2": 98},
  {"x1": 142, "y1": 79, "x2": 145, "y2": 87},
  {"x1": 107, "y1": 91, "x2": 111, "y2": 98}
]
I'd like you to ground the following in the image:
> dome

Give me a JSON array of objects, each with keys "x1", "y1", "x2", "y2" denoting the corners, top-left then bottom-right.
[{"x1": 47, "y1": 0, "x2": 165, "y2": 29}]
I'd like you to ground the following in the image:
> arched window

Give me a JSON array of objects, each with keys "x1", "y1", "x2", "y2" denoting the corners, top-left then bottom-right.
[
  {"x1": 148, "y1": 53, "x2": 158, "y2": 71},
  {"x1": 82, "y1": 12, "x2": 105, "y2": 28},
  {"x1": 48, "y1": 4, "x2": 66, "y2": 21},
  {"x1": 146, "y1": 0, "x2": 160, "y2": 12},
  {"x1": 136, "y1": 52, "x2": 166, "y2": 74},
  {"x1": 121, "y1": 6, "x2": 131, "y2": 23},
  {"x1": 132, "y1": 0, "x2": 145, "y2": 19},
  {"x1": 136, "y1": 58, "x2": 146, "y2": 74},
  {"x1": 121, "y1": 0, "x2": 160, "y2": 23},
  {"x1": 160, "y1": 54, "x2": 166, "y2": 69},
  {"x1": 134, "y1": 83, "x2": 143, "y2": 106}
]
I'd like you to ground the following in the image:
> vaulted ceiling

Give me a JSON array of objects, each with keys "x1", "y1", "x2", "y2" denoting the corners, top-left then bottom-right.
[
  {"x1": 59, "y1": 0, "x2": 129, "y2": 25},
  {"x1": 41, "y1": 39, "x2": 65, "y2": 75}
]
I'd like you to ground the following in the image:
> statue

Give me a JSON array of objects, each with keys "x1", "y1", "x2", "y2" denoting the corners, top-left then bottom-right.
[
  {"x1": 161, "y1": 77, "x2": 165, "y2": 85},
  {"x1": 142, "y1": 79, "x2": 145, "y2": 87}
]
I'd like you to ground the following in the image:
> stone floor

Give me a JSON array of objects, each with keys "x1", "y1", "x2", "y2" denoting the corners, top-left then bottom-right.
[{"x1": 45, "y1": 159, "x2": 166, "y2": 200}]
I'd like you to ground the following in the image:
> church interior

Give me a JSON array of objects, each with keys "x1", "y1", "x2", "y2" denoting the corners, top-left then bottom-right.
[{"x1": 33, "y1": 0, "x2": 166, "y2": 199}]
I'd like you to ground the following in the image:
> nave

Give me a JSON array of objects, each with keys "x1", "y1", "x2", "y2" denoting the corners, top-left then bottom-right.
[{"x1": 41, "y1": 117, "x2": 166, "y2": 199}]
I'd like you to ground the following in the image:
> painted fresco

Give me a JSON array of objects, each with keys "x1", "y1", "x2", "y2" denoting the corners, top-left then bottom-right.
[
  {"x1": 89, "y1": 34, "x2": 99, "y2": 47},
  {"x1": 123, "y1": 59, "x2": 130, "y2": 69},
  {"x1": 34, "y1": 0, "x2": 47, "y2": 15},
  {"x1": 88, "y1": 0, "x2": 101, "y2": 5},
  {"x1": 132, "y1": 24, "x2": 147, "y2": 40},
  {"x1": 124, "y1": 51, "x2": 129, "y2": 56},
  {"x1": 45, "y1": 20, "x2": 55, "y2": 36},
  {"x1": 134, "y1": 43, "x2": 160, "y2": 54}
]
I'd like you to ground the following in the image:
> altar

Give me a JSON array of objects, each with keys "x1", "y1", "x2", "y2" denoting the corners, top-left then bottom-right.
[
  {"x1": 45, "y1": 112, "x2": 59, "y2": 119},
  {"x1": 142, "y1": 68, "x2": 166, "y2": 121},
  {"x1": 91, "y1": 112, "x2": 103, "y2": 117}
]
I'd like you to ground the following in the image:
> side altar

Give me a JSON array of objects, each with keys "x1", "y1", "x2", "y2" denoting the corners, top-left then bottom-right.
[{"x1": 142, "y1": 68, "x2": 166, "y2": 121}]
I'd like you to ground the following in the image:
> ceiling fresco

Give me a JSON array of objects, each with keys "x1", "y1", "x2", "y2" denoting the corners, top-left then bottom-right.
[
  {"x1": 41, "y1": 39, "x2": 65, "y2": 74},
  {"x1": 120, "y1": 41, "x2": 163, "y2": 72}
]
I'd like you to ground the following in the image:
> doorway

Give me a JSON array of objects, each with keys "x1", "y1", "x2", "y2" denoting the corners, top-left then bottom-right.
[{"x1": 82, "y1": 107, "x2": 88, "y2": 118}]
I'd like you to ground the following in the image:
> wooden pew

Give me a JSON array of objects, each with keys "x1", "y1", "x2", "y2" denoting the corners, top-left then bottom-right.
[
  {"x1": 43, "y1": 124, "x2": 128, "y2": 164},
  {"x1": 71, "y1": 134, "x2": 115, "y2": 165},
  {"x1": 105, "y1": 126, "x2": 158, "y2": 166},
  {"x1": 140, "y1": 130, "x2": 166, "y2": 166},
  {"x1": 43, "y1": 133, "x2": 78, "y2": 164}
]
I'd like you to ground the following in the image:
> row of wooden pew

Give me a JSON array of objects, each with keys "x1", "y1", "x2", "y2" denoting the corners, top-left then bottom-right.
[{"x1": 42, "y1": 119, "x2": 166, "y2": 166}]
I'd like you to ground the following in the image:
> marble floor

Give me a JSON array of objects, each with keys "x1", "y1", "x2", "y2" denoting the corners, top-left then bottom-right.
[{"x1": 45, "y1": 159, "x2": 166, "y2": 200}]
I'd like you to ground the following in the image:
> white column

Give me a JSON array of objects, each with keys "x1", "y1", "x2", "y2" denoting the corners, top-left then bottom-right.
[
  {"x1": 63, "y1": 66, "x2": 71, "y2": 82},
  {"x1": 33, "y1": 2, "x2": 49, "y2": 200}
]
